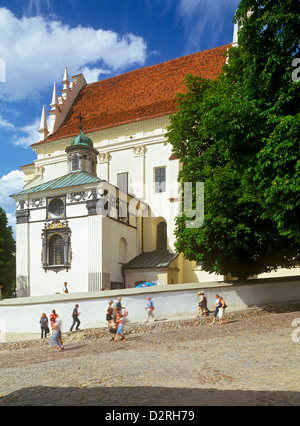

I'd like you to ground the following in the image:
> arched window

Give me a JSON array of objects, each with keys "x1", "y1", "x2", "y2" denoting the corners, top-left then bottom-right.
[
  {"x1": 82, "y1": 154, "x2": 88, "y2": 171},
  {"x1": 72, "y1": 154, "x2": 79, "y2": 171},
  {"x1": 49, "y1": 234, "x2": 65, "y2": 266},
  {"x1": 156, "y1": 222, "x2": 167, "y2": 250}
]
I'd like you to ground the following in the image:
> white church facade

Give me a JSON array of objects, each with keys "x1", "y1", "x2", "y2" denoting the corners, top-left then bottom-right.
[
  {"x1": 12, "y1": 28, "x2": 299, "y2": 298},
  {"x1": 12, "y1": 44, "x2": 232, "y2": 297}
]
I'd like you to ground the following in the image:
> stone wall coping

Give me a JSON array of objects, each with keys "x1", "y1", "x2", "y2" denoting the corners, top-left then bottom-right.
[{"x1": 1, "y1": 275, "x2": 299, "y2": 307}]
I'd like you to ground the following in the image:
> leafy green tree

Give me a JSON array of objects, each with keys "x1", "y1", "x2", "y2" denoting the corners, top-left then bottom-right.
[
  {"x1": 0, "y1": 207, "x2": 16, "y2": 298},
  {"x1": 232, "y1": 0, "x2": 300, "y2": 241},
  {"x1": 167, "y1": 0, "x2": 300, "y2": 279}
]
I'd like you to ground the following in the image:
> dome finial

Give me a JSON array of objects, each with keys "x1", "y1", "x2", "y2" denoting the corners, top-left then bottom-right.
[{"x1": 71, "y1": 113, "x2": 93, "y2": 147}]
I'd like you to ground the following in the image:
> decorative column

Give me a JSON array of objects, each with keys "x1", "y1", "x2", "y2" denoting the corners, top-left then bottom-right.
[
  {"x1": 98, "y1": 152, "x2": 111, "y2": 181},
  {"x1": 133, "y1": 145, "x2": 146, "y2": 199}
]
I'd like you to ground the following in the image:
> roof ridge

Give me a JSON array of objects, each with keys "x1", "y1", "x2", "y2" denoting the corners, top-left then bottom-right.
[
  {"x1": 84, "y1": 43, "x2": 231, "y2": 89},
  {"x1": 33, "y1": 44, "x2": 230, "y2": 146}
]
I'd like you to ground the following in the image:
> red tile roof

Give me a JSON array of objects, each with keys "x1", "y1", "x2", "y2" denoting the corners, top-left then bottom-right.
[{"x1": 34, "y1": 44, "x2": 230, "y2": 145}]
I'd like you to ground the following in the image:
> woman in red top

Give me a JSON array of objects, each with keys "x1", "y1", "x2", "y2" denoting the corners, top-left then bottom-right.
[{"x1": 49, "y1": 309, "x2": 56, "y2": 336}]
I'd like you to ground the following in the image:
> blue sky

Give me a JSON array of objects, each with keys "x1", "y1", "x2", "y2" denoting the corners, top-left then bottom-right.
[{"x1": 0, "y1": 0, "x2": 240, "y2": 235}]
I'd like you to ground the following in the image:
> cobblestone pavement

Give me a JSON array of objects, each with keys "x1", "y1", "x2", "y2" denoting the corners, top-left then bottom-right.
[{"x1": 0, "y1": 306, "x2": 300, "y2": 406}]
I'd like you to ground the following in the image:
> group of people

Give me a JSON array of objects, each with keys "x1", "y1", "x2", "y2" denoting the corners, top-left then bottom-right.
[
  {"x1": 106, "y1": 296, "x2": 157, "y2": 342},
  {"x1": 38, "y1": 304, "x2": 81, "y2": 352},
  {"x1": 39, "y1": 291, "x2": 226, "y2": 351},
  {"x1": 197, "y1": 291, "x2": 227, "y2": 325},
  {"x1": 106, "y1": 298, "x2": 127, "y2": 342},
  {"x1": 39, "y1": 310, "x2": 64, "y2": 351}
]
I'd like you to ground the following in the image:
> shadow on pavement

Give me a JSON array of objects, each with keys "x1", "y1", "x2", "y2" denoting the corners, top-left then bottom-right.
[{"x1": 0, "y1": 385, "x2": 299, "y2": 406}]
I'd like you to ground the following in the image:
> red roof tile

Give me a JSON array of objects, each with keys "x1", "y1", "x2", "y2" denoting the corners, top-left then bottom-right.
[{"x1": 34, "y1": 44, "x2": 229, "y2": 145}]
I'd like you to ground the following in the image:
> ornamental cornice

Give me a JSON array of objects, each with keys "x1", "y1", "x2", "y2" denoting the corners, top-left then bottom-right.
[
  {"x1": 92, "y1": 116, "x2": 170, "y2": 139},
  {"x1": 33, "y1": 116, "x2": 170, "y2": 152}
]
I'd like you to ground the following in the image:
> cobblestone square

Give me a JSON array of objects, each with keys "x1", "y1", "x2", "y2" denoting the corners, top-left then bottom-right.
[{"x1": 0, "y1": 306, "x2": 300, "y2": 406}]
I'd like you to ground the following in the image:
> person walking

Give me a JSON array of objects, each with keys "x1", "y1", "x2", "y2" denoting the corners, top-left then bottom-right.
[
  {"x1": 50, "y1": 313, "x2": 64, "y2": 352},
  {"x1": 145, "y1": 297, "x2": 157, "y2": 322},
  {"x1": 109, "y1": 308, "x2": 121, "y2": 341},
  {"x1": 113, "y1": 297, "x2": 123, "y2": 322},
  {"x1": 210, "y1": 295, "x2": 226, "y2": 324},
  {"x1": 106, "y1": 300, "x2": 114, "y2": 327},
  {"x1": 218, "y1": 297, "x2": 227, "y2": 325},
  {"x1": 210, "y1": 294, "x2": 221, "y2": 324},
  {"x1": 70, "y1": 304, "x2": 81, "y2": 331},
  {"x1": 113, "y1": 311, "x2": 127, "y2": 342},
  {"x1": 39, "y1": 313, "x2": 49, "y2": 339},
  {"x1": 49, "y1": 309, "x2": 56, "y2": 336},
  {"x1": 197, "y1": 291, "x2": 208, "y2": 317}
]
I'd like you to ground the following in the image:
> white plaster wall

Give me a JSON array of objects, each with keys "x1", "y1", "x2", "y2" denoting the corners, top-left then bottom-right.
[
  {"x1": 41, "y1": 159, "x2": 68, "y2": 183},
  {"x1": 101, "y1": 217, "x2": 138, "y2": 283},
  {"x1": 1, "y1": 278, "x2": 299, "y2": 334}
]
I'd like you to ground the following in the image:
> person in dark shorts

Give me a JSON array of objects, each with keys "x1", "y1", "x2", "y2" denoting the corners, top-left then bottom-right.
[{"x1": 70, "y1": 304, "x2": 81, "y2": 331}]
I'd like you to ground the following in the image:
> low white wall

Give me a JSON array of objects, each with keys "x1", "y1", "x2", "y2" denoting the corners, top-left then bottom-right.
[{"x1": 0, "y1": 276, "x2": 299, "y2": 335}]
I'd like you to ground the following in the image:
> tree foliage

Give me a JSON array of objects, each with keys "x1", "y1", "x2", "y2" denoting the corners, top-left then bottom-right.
[
  {"x1": 167, "y1": 0, "x2": 300, "y2": 279},
  {"x1": 0, "y1": 207, "x2": 16, "y2": 298}
]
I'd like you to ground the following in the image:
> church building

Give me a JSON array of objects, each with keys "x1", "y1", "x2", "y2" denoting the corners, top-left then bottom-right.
[{"x1": 11, "y1": 42, "x2": 232, "y2": 297}]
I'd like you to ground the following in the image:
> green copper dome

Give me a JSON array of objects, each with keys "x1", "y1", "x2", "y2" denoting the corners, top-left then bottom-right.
[{"x1": 71, "y1": 125, "x2": 93, "y2": 147}]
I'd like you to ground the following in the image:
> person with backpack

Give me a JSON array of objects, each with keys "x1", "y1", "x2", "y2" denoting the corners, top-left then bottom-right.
[{"x1": 39, "y1": 313, "x2": 49, "y2": 339}]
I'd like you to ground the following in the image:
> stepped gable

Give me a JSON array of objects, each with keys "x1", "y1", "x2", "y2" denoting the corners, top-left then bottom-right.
[{"x1": 33, "y1": 44, "x2": 229, "y2": 145}]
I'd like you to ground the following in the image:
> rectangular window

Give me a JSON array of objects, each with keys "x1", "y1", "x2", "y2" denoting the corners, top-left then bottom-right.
[
  {"x1": 118, "y1": 172, "x2": 128, "y2": 194},
  {"x1": 118, "y1": 173, "x2": 129, "y2": 222},
  {"x1": 155, "y1": 167, "x2": 166, "y2": 193},
  {"x1": 49, "y1": 235, "x2": 65, "y2": 266},
  {"x1": 41, "y1": 221, "x2": 72, "y2": 272}
]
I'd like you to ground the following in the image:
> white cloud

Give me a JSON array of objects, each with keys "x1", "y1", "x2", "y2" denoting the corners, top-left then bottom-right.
[
  {"x1": 11, "y1": 118, "x2": 40, "y2": 148},
  {"x1": 177, "y1": 0, "x2": 239, "y2": 52},
  {"x1": 80, "y1": 67, "x2": 112, "y2": 84},
  {"x1": 0, "y1": 115, "x2": 15, "y2": 130},
  {"x1": 0, "y1": 170, "x2": 25, "y2": 211},
  {"x1": 0, "y1": 113, "x2": 40, "y2": 148},
  {"x1": 0, "y1": 170, "x2": 25, "y2": 240},
  {"x1": 0, "y1": 7, "x2": 147, "y2": 101}
]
